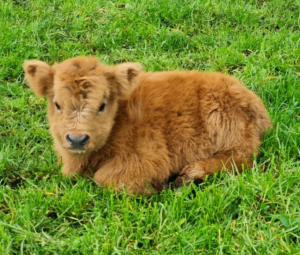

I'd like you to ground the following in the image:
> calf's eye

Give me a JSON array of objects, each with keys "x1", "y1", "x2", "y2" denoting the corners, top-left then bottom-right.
[
  {"x1": 55, "y1": 102, "x2": 61, "y2": 111},
  {"x1": 99, "y1": 102, "x2": 106, "y2": 112}
]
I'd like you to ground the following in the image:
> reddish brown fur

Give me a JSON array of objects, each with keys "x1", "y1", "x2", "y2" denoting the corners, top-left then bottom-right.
[{"x1": 23, "y1": 57, "x2": 272, "y2": 194}]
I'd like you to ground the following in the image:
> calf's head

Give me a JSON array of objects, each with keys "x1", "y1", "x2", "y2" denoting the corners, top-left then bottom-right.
[{"x1": 23, "y1": 57, "x2": 141, "y2": 154}]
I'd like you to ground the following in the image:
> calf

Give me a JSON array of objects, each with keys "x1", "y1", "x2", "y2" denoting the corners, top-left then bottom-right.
[{"x1": 23, "y1": 57, "x2": 272, "y2": 194}]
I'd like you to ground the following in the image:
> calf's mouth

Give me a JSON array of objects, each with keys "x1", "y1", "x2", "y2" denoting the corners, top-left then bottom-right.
[{"x1": 66, "y1": 133, "x2": 90, "y2": 154}]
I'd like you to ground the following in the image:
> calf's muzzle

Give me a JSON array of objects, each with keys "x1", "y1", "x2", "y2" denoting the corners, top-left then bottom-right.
[{"x1": 66, "y1": 134, "x2": 90, "y2": 150}]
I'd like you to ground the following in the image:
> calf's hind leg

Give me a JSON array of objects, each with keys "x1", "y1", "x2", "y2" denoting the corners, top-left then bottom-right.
[{"x1": 172, "y1": 152, "x2": 253, "y2": 188}]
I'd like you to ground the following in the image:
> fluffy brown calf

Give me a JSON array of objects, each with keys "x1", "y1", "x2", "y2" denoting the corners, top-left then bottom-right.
[{"x1": 23, "y1": 57, "x2": 272, "y2": 194}]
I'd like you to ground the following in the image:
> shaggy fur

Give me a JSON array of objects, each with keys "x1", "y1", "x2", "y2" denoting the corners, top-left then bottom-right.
[{"x1": 23, "y1": 57, "x2": 272, "y2": 194}]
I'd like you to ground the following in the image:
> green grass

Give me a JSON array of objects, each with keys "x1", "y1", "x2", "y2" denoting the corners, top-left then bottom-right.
[{"x1": 1, "y1": 0, "x2": 300, "y2": 253}]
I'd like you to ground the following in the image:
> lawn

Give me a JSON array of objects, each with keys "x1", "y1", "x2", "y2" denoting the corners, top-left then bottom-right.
[{"x1": 1, "y1": 0, "x2": 300, "y2": 254}]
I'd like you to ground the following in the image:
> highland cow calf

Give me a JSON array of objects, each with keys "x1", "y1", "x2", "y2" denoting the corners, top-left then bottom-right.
[{"x1": 23, "y1": 57, "x2": 271, "y2": 194}]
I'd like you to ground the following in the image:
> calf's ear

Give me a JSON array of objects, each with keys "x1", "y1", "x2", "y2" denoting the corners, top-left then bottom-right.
[
  {"x1": 23, "y1": 60, "x2": 54, "y2": 97},
  {"x1": 107, "y1": 62, "x2": 142, "y2": 100}
]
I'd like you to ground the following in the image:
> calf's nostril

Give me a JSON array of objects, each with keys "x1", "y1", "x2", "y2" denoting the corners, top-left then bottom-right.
[
  {"x1": 67, "y1": 134, "x2": 72, "y2": 144},
  {"x1": 66, "y1": 134, "x2": 90, "y2": 147},
  {"x1": 81, "y1": 134, "x2": 90, "y2": 145},
  {"x1": 66, "y1": 134, "x2": 73, "y2": 145}
]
